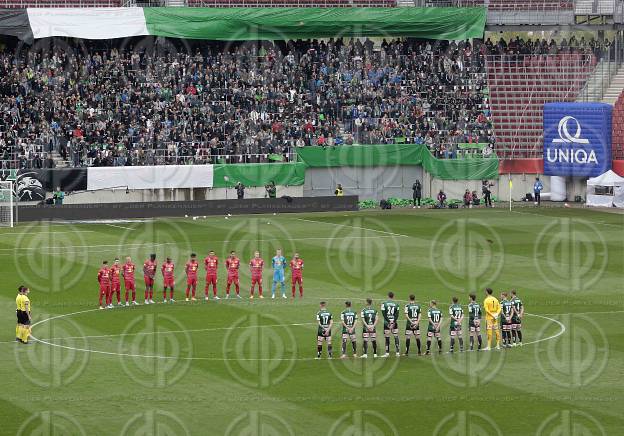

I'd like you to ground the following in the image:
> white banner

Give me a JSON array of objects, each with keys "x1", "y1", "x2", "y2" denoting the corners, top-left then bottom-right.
[
  {"x1": 87, "y1": 165, "x2": 214, "y2": 191},
  {"x1": 27, "y1": 8, "x2": 149, "y2": 40}
]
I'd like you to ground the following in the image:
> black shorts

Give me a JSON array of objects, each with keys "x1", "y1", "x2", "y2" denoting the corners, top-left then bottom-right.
[
  {"x1": 18, "y1": 311, "x2": 30, "y2": 325},
  {"x1": 16, "y1": 310, "x2": 22, "y2": 323}
]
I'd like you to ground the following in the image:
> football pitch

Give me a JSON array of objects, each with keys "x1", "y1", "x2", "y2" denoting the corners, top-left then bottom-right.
[{"x1": 1, "y1": 207, "x2": 623, "y2": 435}]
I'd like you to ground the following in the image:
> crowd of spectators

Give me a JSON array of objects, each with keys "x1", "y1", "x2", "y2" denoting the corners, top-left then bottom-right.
[{"x1": 0, "y1": 35, "x2": 610, "y2": 168}]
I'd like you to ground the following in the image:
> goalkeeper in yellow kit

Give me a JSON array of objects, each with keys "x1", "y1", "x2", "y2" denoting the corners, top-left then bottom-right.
[{"x1": 483, "y1": 287, "x2": 501, "y2": 350}]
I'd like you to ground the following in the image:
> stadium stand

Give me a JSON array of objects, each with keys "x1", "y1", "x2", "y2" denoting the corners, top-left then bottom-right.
[
  {"x1": 0, "y1": 37, "x2": 492, "y2": 168},
  {"x1": 484, "y1": 37, "x2": 600, "y2": 159},
  {"x1": 613, "y1": 90, "x2": 624, "y2": 159},
  {"x1": 436, "y1": 0, "x2": 573, "y2": 10}
]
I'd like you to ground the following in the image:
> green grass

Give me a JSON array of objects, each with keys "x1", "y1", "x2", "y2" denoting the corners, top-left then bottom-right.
[{"x1": 1, "y1": 207, "x2": 623, "y2": 435}]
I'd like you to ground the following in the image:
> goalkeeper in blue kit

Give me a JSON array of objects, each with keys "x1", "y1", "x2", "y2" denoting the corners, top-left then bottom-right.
[{"x1": 271, "y1": 249, "x2": 287, "y2": 299}]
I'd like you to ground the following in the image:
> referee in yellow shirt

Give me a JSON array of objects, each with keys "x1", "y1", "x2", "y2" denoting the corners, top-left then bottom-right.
[
  {"x1": 15, "y1": 286, "x2": 24, "y2": 342},
  {"x1": 483, "y1": 287, "x2": 501, "y2": 350},
  {"x1": 16, "y1": 286, "x2": 32, "y2": 344}
]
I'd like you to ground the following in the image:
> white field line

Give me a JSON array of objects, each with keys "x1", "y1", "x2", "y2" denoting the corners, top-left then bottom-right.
[
  {"x1": 11, "y1": 305, "x2": 574, "y2": 361},
  {"x1": 296, "y1": 218, "x2": 409, "y2": 238}
]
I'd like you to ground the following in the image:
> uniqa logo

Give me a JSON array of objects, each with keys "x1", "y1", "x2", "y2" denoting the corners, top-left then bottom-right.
[{"x1": 547, "y1": 116, "x2": 597, "y2": 164}]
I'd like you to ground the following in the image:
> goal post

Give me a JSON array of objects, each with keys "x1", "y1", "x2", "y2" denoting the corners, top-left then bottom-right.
[{"x1": 0, "y1": 181, "x2": 15, "y2": 228}]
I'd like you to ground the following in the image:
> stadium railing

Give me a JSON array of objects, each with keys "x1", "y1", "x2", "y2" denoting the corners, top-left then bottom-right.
[
  {"x1": 187, "y1": 0, "x2": 397, "y2": 6},
  {"x1": 0, "y1": 0, "x2": 121, "y2": 6},
  {"x1": 613, "y1": 91, "x2": 624, "y2": 159},
  {"x1": 486, "y1": 53, "x2": 596, "y2": 159},
  {"x1": 453, "y1": 0, "x2": 573, "y2": 10}
]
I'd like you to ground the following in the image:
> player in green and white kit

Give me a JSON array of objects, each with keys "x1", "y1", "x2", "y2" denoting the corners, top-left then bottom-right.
[
  {"x1": 360, "y1": 298, "x2": 379, "y2": 358},
  {"x1": 381, "y1": 292, "x2": 401, "y2": 357},
  {"x1": 316, "y1": 301, "x2": 333, "y2": 359},
  {"x1": 500, "y1": 292, "x2": 514, "y2": 348},
  {"x1": 404, "y1": 294, "x2": 422, "y2": 356},
  {"x1": 511, "y1": 290, "x2": 524, "y2": 346},
  {"x1": 340, "y1": 301, "x2": 358, "y2": 358},
  {"x1": 426, "y1": 300, "x2": 443, "y2": 355},
  {"x1": 468, "y1": 293, "x2": 483, "y2": 351},
  {"x1": 448, "y1": 296, "x2": 464, "y2": 352}
]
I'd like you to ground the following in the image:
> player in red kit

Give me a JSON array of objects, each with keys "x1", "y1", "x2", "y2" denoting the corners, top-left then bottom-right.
[
  {"x1": 111, "y1": 258, "x2": 123, "y2": 306},
  {"x1": 204, "y1": 250, "x2": 219, "y2": 300},
  {"x1": 162, "y1": 257, "x2": 175, "y2": 303},
  {"x1": 123, "y1": 256, "x2": 138, "y2": 306},
  {"x1": 225, "y1": 251, "x2": 241, "y2": 299},
  {"x1": 185, "y1": 253, "x2": 199, "y2": 302},
  {"x1": 143, "y1": 254, "x2": 157, "y2": 304},
  {"x1": 249, "y1": 251, "x2": 264, "y2": 299},
  {"x1": 290, "y1": 253, "x2": 304, "y2": 298},
  {"x1": 98, "y1": 260, "x2": 112, "y2": 309}
]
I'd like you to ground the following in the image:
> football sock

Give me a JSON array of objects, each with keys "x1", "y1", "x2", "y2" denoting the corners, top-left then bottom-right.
[
  {"x1": 372, "y1": 341, "x2": 377, "y2": 354},
  {"x1": 145, "y1": 290, "x2": 148, "y2": 300},
  {"x1": 132, "y1": 291, "x2": 136, "y2": 301},
  {"x1": 258, "y1": 285, "x2": 262, "y2": 296},
  {"x1": 149, "y1": 290, "x2": 154, "y2": 299},
  {"x1": 299, "y1": 286, "x2": 303, "y2": 297},
  {"x1": 416, "y1": 338, "x2": 422, "y2": 353},
  {"x1": 327, "y1": 344, "x2": 333, "y2": 357},
  {"x1": 250, "y1": 286, "x2": 254, "y2": 297},
  {"x1": 213, "y1": 285, "x2": 218, "y2": 297},
  {"x1": 163, "y1": 290, "x2": 167, "y2": 300},
  {"x1": 186, "y1": 287, "x2": 190, "y2": 298},
  {"x1": 405, "y1": 338, "x2": 410, "y2": 354},
  {"x1": 191, "y1": 285, "x2": 196, "y2": 298},
  {"x1": 317, "y1": 345, "x2": 322, "y2": 357},
  {"x1": 450, "y1": 338, "x2": 455, "y2": 351},
  {"x1": 21, "y1": 327, "x2": 29, "y2": 343},
  {"x1": 495, "y1": 330, "x2": 501, "y2": 346},
  {"x1": 226, "y1": 284, "x2": 230, "y2": 295},
  {"x1": 125, "y1": 291, "x2": 129, "y2": 302},
  {"x1": 394, "y1": 336, "x2": 400, "y2": 352},
  {"x1": 469, "y1": 336, "x2": 474, "y2": 350},
  {"x1": 170, "y1": 290, "x2": 174, "y2": 299},
  {"x1": 437, "y1": 339, "x2": 442, "y2": 351},
  {"x1": 363, "y1": 341, "x2": 368, "y2": 354},
  {"x1": 517, "y1": 330, "x2": 523, "y2": 343},
  {"x1": 99, "y1": 293, "x2": 103, "y2": 306},
  {"x1": 511, "y1": 330, "x2": 517, "y2": 343},
  {"x1": 486, "y1": 330, "x2": 493, "y2": 347},
  {"x1": 271, "y1": 282, "x2": 276, "y2": 296},
  {"x1": 477, "y1": 335, "x2": 482, "y2": 349},
  {"x1": 426, "y1": 340, "x2": 431, "y2": 351},
  {"x1": 351, "y1": 341, "x2": 356, "y2": 354},
  {"x1": 385, "y1": 337, "x2": 390, "y2": 353},
  {"x1": 291, "y1": 285, "x2": 295, "y2": 297},
  {"x1": 341, "y1": 340, "x2": 346, "y2": 355},
  {"x1": 458, "y1": 338, "x2": 464, "y2": 350},
  {"x1": 235, "y1": 284, "x2": 240, "y2": 295}
]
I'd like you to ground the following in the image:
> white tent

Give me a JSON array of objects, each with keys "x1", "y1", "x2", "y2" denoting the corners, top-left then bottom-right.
[{"x1": 586, "y1": 170, "x2": 624, "y2": 208}]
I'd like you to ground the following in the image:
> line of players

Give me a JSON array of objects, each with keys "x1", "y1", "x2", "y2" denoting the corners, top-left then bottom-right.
[
  {"x1": 96, "y1": 249, "x2": 305, "y2": 308},
  {"x1": 315, "y1": 288, "x2": 525, "y2": 359}
]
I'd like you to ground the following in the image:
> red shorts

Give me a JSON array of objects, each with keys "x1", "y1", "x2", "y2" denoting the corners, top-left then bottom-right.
[
  {"x1": 124, "y1": 280, "x2": 135, "y2": 291},
  {"x1": 227, "y1": 275, "x2": 239, "y2": 285},
  {"x1": 163, "y1": 278, "x2": 175, "y2": 288},
  {"x1": 144, "y1": 276, "x2": 154, "y2": 287},
  {"x1": 99, "y1": 285, "x2": 111, "y2": 295},
  {"x1": 292, "y1": 275, "x2": 303, "y2": 284},
  {"x1": 112, "y1": 282, "x2": 121, "y2": 292},
  {"x1": 187, "y1": 277, "x2": 197, "y2": 286},
  {"x1": 206, "y1": 274, "x2": 217, "y2": 285},
  {"x1": 251, "y1": 276, "x2": 263, "y2": 285}
]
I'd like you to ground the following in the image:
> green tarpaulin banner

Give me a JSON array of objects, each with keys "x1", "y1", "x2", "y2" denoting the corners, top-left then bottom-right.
[
  {"x1": 213, "y1": 162, "x2": 306, "y2": 188},
  {"x1": 296, "y1": 144, "x2": 499, "y2": 180},
  {"x1": 143, "y1": 7, "x2": 486, "y2": 41}
]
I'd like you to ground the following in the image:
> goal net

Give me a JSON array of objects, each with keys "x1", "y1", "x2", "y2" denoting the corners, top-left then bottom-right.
[{"x1": 0, "y1": 181, "x2": 14, "y2": 227}]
